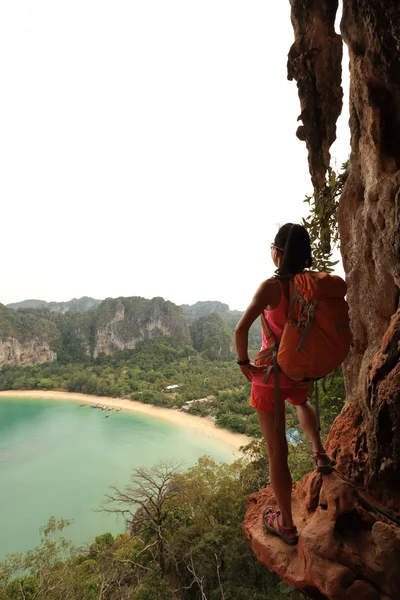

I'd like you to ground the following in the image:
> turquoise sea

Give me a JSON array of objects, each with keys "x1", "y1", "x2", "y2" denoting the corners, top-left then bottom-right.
[{"x1": 0, "y1": 397, "x2": 236, "y2": 558}]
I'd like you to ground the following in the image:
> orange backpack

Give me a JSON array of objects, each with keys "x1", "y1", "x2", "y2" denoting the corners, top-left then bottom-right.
[{"x1": 255, "y1": 272, "x2": 351, "y2": 430}]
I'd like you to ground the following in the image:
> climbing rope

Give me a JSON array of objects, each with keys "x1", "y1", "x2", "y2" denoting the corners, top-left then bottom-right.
[{"x1": 368, "y1": 503, "x2": 400, "y2": 527}]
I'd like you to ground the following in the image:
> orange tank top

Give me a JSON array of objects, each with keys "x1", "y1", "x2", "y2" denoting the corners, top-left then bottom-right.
[
  {"x1": 253, "y1": 278, "x2": 294, "y2": 388},
  {"x1": 261, "y1": 279, "x2": 288, "y2": 349}
]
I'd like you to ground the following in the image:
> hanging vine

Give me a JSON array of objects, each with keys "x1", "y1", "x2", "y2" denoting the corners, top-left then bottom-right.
[{"x1": 302, "y1": 161, "x2": 349, "y2": 272}]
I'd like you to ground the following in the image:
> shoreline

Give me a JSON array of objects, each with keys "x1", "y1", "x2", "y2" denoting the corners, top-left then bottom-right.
[{"x1": 0, "y1": 390, "x2": 251, "y2": 454}]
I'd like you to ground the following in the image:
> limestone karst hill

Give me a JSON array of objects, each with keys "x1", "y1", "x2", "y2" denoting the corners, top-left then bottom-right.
[
  {"x1": 0, "y1": 296, "x2": 250, "y2": 367},
  {"x1": 0, "y1": 297, "x2": 190, "y2": 367}
]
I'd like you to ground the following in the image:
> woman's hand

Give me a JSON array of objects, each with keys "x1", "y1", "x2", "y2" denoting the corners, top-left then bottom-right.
[{"x1": 239, "y1": 362, "x2": 267, "y2": 382}]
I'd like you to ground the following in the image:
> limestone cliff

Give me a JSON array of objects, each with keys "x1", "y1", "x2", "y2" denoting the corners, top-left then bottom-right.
[
  {"x1": 0, "y1": 304, "x2": 60, "y2": 367},
  {"x1": 244, "y1": 1, "x2": 400, "y2": 598},
  {"x1": 92, "y1": 296, "x2": 190, "y2": 358},
  {"x1": 0, "y1": 297, "x2": 190, "y2": 366},
  {"x1": 0, "y1": 337, "x2": 57, "y2": 368},
  {"x1": 332, "y1": 0, "x2": 400, "y2": 499}
]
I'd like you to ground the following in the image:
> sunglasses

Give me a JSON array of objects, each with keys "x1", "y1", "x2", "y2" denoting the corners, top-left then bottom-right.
[{"x1": 270, "y1": 243, "x2": 283, "y2": 252}]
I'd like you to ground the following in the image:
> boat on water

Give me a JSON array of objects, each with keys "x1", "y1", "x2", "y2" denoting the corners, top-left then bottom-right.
[
  {"x1": 80, "y1": 404, "x2": 87, "y2": 407},
  {"x1": 105, "y1": 414, "x2": 111, "y2": 418},
  {"x1": 116, "y1": 408, "x2": 122, "y2": 412}
]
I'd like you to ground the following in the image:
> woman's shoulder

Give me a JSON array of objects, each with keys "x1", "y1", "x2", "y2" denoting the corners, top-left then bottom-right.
[
  {"x1": 258, "y1": 276, "x2": 281, "y2": 291},
  {"x1": 260, "y1": 276, "x2": 292, "y2": 305},
  {"x1": 257, "y1": 277, "x2": 282, "y2": 308},
  {"x1": 261, "y1": 275, "x2": 289, "y2": 287}
]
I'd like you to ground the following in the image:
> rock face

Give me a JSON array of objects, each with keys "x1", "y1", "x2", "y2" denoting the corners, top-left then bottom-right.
[
  {"x1": 0, "y1": 303, "x2": 60, "y2": 367},
  {"x1": 243, "y1": 471, "x2": 400, "y2": 600},
  {"x1": 244, "y1": 0, "x2": 400, "y2": 596},
  {"x1": 334, "y1": 0, "x2": 400, "y2": 494},
  {"x1": 0, "y1": 297, "x2": 190, "y2": 366},
  {"x1": 0, "y1": 338, "x2": 57, "y2": 368},
  {"x1": 287, "y1": 0, "x2": 343, "y2": 193},
  {"x1": 288, "y1": 0, "x2": 400, "y2": 509},
  {"x1": 92, "y1": 297, "x2": 190, "y2": 358},
  {"x1": 326, "y1": 311, "x2": 400, "y2": 508},
  {"x1": 287, "y1": 0, "x2": 343, "y2": 252}
]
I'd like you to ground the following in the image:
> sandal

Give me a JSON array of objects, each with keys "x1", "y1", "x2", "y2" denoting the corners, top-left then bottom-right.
[
  {"x1": 314, "y1": 451, "x2": 336, "y2": 474},
  {"x1": 262, "y1": 506, "x2": 298, "y2": 545}
]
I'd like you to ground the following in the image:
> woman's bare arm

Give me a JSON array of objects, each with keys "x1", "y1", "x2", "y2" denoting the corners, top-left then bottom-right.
[{"x1": 235, "y1": 278, "x2": 280, "y2": 381}]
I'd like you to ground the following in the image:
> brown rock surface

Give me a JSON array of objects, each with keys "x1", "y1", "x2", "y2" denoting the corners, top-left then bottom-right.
[
  {"x1": 245, "y1": 0, "x2": 400, "y2": 596},
  {"x1": 287, "y1": 0, "x2": 343, "y2": 193},
  {"x1": 326, "y1": 310, "x2": 400, "y2": 507},
  {"x1": 287, "y1": 0, "x2": 343, "y2": 252},
  {"x1": 336, "y1": 0, "x2": 400, "y2": 496},
  {"x1": 243, "y1": 471, "x2": 400, "y2": 599}
]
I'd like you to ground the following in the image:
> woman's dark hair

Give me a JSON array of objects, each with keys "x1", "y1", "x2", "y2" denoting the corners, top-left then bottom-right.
[{"x1": 274, "y1": 223, "x2": 313, "y2": 277}]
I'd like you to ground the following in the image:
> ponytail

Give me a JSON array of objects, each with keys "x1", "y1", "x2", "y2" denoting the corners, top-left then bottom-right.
[{"x1": 274, "y1": 223, "x2": 313, "y2": 277}]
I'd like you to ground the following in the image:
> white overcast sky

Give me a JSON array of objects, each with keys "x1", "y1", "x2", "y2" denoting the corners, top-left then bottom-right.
[{"x1": 0, "y1": 1, "x2": 349, "y2": 311}]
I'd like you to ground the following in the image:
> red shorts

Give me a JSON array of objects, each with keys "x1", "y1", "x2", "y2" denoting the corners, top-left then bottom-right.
[{"x1": 250, "y1": 374, "x2": 309, "y2": 413}]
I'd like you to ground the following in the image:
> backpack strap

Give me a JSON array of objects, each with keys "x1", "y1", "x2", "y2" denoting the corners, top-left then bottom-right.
[
  {"x1": 288, "y1": 280, "x2": 318, "y2": 352},
  {"x1": 287, "y1": 279, "x2": 298, "y2": 316},
  {"x1": 260, "y1": 312, "x2": 276, "y2": 344},
  {"x1": 296, "y1": 301, "x2": 318, "y2": 352}
]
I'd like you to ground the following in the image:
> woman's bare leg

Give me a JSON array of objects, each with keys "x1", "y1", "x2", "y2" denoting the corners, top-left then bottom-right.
[
  {"x1": 296, "y1": 400, "x2": 330, "y2": 465},
  {"x1": 256, "y1": 407, "x2": 294, "y2": 529}
]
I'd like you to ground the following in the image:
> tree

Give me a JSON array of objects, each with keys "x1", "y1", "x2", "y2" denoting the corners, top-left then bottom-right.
[
  {"x1": 0, "y1": 517, "x2": 74, "y2": 600},
  {"x1": 131, "y1": 567, "x2": 173, "y2": 600},
  {"x1": 100, "y1": 460, "x2": 186, "y2": 576}
]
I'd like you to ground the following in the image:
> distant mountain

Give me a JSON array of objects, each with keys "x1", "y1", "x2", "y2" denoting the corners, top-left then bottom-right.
[
  {"x1": 7, "y1": 297, "x2": 102, "y2": 313},
  {"x1": 190, "y1": 312, "x2": 234, "y2": 360},
  {"x1": 181, "y1": 300, "x2": 261, "y2": 351},
  {"x1": 92, "y1": 296, "x2": 190, "y2": 358},
  {"x1": 0, "y1": 295, "x2": 261, "y2": 369},
  {"x1": 7, "y1": 299, "x2": 48, "y2": 310},
  {"x1": 180, "y1": 301, "x2": 230, "y2": 324},
  {"x1": 0, "y1": 296, "x2": 190, "y2": 367}
]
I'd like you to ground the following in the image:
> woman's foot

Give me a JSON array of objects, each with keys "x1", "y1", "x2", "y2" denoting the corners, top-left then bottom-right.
[
  {"x1": 262, "y1": 506, "x2": 298, "y2": 545},
  {"x1": 314, "y1": 451, "x2": 336, "y2": 474}
]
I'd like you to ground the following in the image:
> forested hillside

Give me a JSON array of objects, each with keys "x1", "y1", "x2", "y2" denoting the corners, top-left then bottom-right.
[
  {"x1": 0, "y1": 453, "x2": 296, "y2": 600},
  {"x1": 0, "y1": 294, "x2": 264, "y2": 369}
]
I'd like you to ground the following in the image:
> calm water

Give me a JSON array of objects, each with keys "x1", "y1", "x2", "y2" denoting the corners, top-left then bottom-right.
[{"x1": 0, "y1": 398, "x2": 236, "y2": 558}]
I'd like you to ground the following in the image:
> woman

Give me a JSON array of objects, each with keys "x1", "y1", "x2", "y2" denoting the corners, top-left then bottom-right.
[{"x1": 235, "y1": 223, "x2": 334, "y2": 545}]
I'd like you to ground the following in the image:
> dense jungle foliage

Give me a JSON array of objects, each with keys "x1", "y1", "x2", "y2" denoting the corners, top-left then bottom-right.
[
  {"x1": 0, "y1": 298, "x2": 345, "y2": 599},
  {"x1": 0, "y1": 447, "x2": 327, "y2": 600}
]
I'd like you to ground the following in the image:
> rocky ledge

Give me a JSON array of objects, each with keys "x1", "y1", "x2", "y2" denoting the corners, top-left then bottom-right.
[{"x1": 243, "y1": 470, "x2": 400, "y2": 600}]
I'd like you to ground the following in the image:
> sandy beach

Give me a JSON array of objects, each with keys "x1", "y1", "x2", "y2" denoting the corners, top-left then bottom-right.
[{"x1": 0, "y1": 390, "x2": 251, "y2": 454}]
